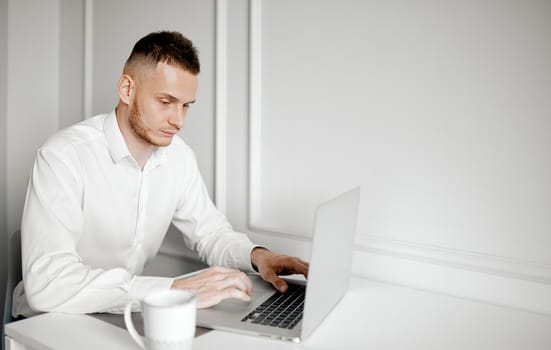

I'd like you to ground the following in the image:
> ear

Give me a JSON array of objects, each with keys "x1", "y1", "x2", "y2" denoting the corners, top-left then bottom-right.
[{"x1": 117, "y1": 74, "x2": 134, "y2": 105}]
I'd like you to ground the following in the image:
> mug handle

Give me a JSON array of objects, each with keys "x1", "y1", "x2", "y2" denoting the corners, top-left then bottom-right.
[{"x1": 124, "y1": 300, "x2": 146, "y2": 349}]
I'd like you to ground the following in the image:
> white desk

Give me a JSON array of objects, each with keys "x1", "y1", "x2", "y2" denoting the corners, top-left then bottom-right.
[{"x1": 6, "y1": 278, "x2": 551, "y2": 350}]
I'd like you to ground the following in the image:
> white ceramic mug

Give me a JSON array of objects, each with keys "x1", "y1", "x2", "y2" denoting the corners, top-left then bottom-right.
[{"x1": 124, "y1": 289, "x2": 197, "y2": 350}]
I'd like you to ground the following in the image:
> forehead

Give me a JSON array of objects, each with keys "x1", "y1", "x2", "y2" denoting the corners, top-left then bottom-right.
[{"x1": 137, "y1": 62, "x2": 198, "y2": 99}]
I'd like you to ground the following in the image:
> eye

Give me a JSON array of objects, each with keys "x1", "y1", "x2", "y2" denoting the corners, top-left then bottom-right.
[{"x1": 160, "y1": 99, "x2": 170, "y2": 105}]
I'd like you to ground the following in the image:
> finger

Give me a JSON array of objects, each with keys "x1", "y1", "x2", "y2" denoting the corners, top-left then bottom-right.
[
  {"x1": 211, "y1": 273, "x2": 251, "y2": 295},
  {"x1": 272, "y1": 276, "x2": 288, "y2": 293},
  {"x1": 289, "y1": 258, "x2": 309, "y2": 277},
  {"x1": 240, "y1": 271, "x2": 253, "y2": 295},
  {"x1": 196, "y1": 291, "x2": 225, "y2": 309},
  {"x1": 222, "y1": 271, "x2": 252, "y2": 295},
  {"x1": 298, "y1": 258, "x2": 310, "y2": 269},
  {"x1": 262, "y1": 270, "x2": 288, "y2": 293},
  {"x1": 225, "y1": 287, "x2": 251, "y2": 302},
  {"x1": 212, "y1": 268, "x2": 252, "y2": 292},
  {"x1": 277, "y1": 257, "x2": 310, "y2": 278},
  {"x1": 196, "y1": 288, "x2": 251, "y2": 309},
  {"x1": 174, "y1": 267, "x2": 247, "y2": 291},
  {"x1": 296, "y1": 260, "x2": 310, "y2": 278}
]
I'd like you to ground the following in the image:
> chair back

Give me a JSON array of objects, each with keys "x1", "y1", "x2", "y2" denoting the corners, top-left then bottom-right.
[{"x1": 2, "y1": 230, "x2": 22, "y2": 350}]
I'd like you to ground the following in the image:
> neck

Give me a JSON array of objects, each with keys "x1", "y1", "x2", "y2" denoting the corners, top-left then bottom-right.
[{"x1": 115, "y1": 104, "x2": 153, "y2": 170}]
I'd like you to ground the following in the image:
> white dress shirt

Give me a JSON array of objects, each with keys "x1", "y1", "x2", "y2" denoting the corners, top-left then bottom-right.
[{"x1": 13, "y1": 110, "x2": 257, "y2": 317}]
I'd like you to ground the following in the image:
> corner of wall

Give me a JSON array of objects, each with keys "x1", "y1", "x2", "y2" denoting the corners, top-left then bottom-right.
[{"x1": 1, "y1": 0, "x2": 10, "y2": 339}]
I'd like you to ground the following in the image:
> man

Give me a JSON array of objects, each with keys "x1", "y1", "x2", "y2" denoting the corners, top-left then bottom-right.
[{"x1": 12, "y1": 31, "x2": 308, "y2": 317}]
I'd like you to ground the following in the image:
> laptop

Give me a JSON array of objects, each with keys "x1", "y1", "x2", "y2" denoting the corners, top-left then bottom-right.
[{"x1": 196, "y1": 186, "x2": 361, "y2": 342}]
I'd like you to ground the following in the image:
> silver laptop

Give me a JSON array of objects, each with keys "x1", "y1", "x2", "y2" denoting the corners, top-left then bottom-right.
[{"x1": 196, "y1": 186, "x2": 361, "y2": 342}]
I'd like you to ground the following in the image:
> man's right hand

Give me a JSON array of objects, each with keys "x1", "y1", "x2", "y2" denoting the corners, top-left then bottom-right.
[{"x1": 170, "y1": 266, "x2": 253, "y2": 309}]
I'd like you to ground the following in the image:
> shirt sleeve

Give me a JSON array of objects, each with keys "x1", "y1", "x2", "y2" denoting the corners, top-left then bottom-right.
[
  {"x1": 19, "y1": 145, "x2": 173, "y2": 315},
  {"x1": 171, "y1": 150, "x2": 259, "y2": 272}
]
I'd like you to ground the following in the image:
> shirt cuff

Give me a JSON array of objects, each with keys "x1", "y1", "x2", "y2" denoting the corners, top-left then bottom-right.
[{"x1": 237, "y1": 243, "x2": 268, "y2": 273}]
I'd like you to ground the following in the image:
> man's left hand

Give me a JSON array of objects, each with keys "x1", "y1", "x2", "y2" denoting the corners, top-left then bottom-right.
[{"x1": 251, "y1": 248, "x2": 309, "y2": 293}]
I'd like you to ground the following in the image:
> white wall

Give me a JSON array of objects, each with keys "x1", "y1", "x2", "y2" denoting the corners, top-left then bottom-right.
[
  {"x1": 2, "y1": 0, "x2": 216, "y2": 283},
  {"x1": 59, "y1": 0, "x2": 85, "y2": 129},
  {"x1": 222, "y1": 0, "x2": 551, "y2": 314},
  {"x1": 3, "y1": 0, "x2": 62, "y2": 330},
  {"x1": 2, "y1": 0, "x2": 551, "y2": 322},
  {"x1": 6, "y1": 0, "x2": 60, "y2": 236}
]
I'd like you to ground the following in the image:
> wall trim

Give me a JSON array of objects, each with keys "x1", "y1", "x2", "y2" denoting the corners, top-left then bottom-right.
[
  {"x1": 215, "y1": 0, "x2": 228, "y2": 213},
  {"x1": 246, "y1": 0, "x2": 310, "y2": 240},
  {"x1": 248, "y1": 0, "x2": 262, "y2": 230},
  {"x1": 355, "y1": 242, "x2": 551, "y2": 315},
  {"x1": 83, "y1": 0, "x2": 93, "y2": 119},
  {"x1": 357, "y1": 236, "x2": 551, "y2": 284},
  {"x1": 240, "y1": 0, "x2": 551, "y2": 314},
  {"x1": 246, "y1": 0, "x2": 335, "y2": 241}
]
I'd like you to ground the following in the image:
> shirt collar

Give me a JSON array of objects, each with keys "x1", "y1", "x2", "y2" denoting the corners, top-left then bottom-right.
[
  {"x1": 104, "y1": 110, "x2": 131, "y2": 163},
  {"x1": 103, "y1": 109, "x2": 168, "y2": 167}
]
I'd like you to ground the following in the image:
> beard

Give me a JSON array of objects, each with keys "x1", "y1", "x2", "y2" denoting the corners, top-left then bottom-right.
[{"x1": 128, "y1": 99, "x2": 170, "y2": 147}]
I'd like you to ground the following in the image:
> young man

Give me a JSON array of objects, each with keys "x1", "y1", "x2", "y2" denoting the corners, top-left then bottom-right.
[{"x1": 13, "y1": 31, "x2": 308, "y2": 317}]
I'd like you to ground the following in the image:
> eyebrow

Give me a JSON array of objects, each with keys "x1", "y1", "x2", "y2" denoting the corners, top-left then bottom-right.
[{"x1": 157, "y1": 93, "x2": 196, "y2": 105}]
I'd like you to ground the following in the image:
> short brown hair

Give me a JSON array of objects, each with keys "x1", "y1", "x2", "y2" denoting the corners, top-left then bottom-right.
[{"x1": 124, "y1": 31, "x2": 200, "y2": 75}]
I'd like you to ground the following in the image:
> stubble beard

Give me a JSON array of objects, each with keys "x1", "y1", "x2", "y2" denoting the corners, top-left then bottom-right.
[{"x1": 129, "y1": 100, "x2": 168, "y2": 147}]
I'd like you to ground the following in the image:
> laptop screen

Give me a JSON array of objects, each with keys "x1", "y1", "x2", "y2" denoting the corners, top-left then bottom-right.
[{"x1": 301, "y1": 186, "x2": 361, "y2": 339}]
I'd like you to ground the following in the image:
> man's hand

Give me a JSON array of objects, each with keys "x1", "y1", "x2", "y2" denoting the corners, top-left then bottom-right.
[
  {"x1": 251, "y1": 248, "x2": 309, "y2": 293},
  {"x1": 170, "y1": 266, "x2": 253, "y2": 309}
]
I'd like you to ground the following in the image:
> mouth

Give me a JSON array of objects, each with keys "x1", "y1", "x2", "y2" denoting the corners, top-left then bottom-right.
[{"x1": 160, "y1": 130, "x2": 178, "y2": 137}]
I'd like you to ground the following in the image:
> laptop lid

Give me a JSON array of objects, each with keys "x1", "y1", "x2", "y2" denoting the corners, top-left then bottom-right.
[
  {"x1": 301, "y1": 186, "x2": 361, "y2": 340},
  {"x1": 195, "y1": 186, "x2": 360, "y2": 342}
]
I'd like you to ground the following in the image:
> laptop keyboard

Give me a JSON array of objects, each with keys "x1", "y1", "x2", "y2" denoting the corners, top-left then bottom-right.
[{"x1": 241, "y1": 283, "x2": 306, "y2": 329}]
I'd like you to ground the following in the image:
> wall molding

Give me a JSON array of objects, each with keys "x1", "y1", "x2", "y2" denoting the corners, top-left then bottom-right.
[
  {"x1": 246, "y1": 0, "x2": 314, "y2": 241},
  {"x1": 357, "y1": 238, "x2": 551, "y2": 313},
  {"x1": 248, "y1": 0, "x2": 263, "y2": 231},
  {"x1": 240, "y1": 0, "x2": 551, "y2": 314},
  {"x1": 215, "y1": 0, "x2": 228, "y2": 214},
  {"x1": 83, "y1": 0, "x2": 93, "y2": 119},
  {"x1": 357, "y1": 236, "x2": 551, "y2": 284}
]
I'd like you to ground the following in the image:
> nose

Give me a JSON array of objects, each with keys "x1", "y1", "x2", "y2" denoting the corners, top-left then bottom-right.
[{"x1": 168, "y1": 107, "x2": 186, "y2": 129}]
